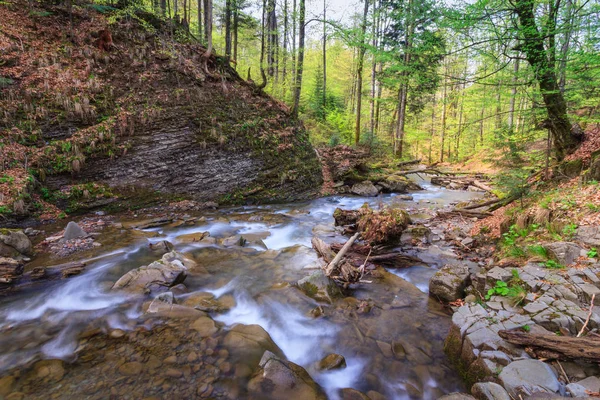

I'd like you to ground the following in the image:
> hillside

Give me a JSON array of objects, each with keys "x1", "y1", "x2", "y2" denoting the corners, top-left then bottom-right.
[{"x1": 0, "y1": 2, "x2": 322, "y2": 222}]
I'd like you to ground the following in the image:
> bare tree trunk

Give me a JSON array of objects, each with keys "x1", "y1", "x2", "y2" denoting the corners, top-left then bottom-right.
[
  {"x1": 394, "y1": 0, "x2": 413, "y2": 157},
  {"x1": 291, "y1": 0, "x2": 297, "y2": 91},
  {"x1": 225, "y1": 0, "x2": 232, "y2": 58},
  {"x1": 232, "y1": 0, "x2": 239, "y2": 64},
  {"x1": 369, "y1": 0, "x2": 379, "y2": 135},
  {"x1": 282, "y1": 0, "x2": 289, "y2": 98},
  {"x1": 508, "y1": 57, "x2": 520, "y2": 130},
  {"x1": 291, "y1": 0, "x2": 305, "y2": 119},
  {"x1": 197, "y1": 0, "x2": 202, "y2": 39},
  {"x1": 203, "y1": 0, "x2": 211, "y2": 47},
  {"x1": 322, "y1": 0, "x2": 327, "y2": 114},
  {"x1": 429, "y1": 95, "x2": 436, "y2": 164},
  {"x1": 558, "y1": 0, "x2": 574, "y2": 93},
  {"x1": 440, "y1": 60, "x2": 448, "y2": 162},
  {"x1": 354, "y1": 0, "x2": 370, "y2": 145},
  {"x1": 266, "y1": 0, "x2": 277, "y2": 77}
]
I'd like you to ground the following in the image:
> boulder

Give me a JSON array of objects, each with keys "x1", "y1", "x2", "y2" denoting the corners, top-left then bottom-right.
[
  {"x1": 471, "y1": 382, "x2": 510, "y2": 400},
  {"x1": 576, "y1": 226, "x2": 600, "y2": 247},
  {"x1": 587, "y1": 156, "x2": 600, "y2": 182},
  {"x1": 247, "y1": 351, "x2": 327, "y2": 400},
  {"x1": 429, "y1": 264, "x2": 470, "y2": 302},
  {"x1": 222, "y1": 324, "x2": 284, "y2": 366},
  {"x1": 0, "y1": 230, "x2": 32, "y2": 255},
  {"x1": 498, "y1": 360, "x2": 560, "y2": 397},
  {"x1": 317, "y1": 353, "x2": 346, "y2": 371},
  {"x1": 112, "y1": 251, "x2": 189, "y2": 294},
  {"x1": 63, "y1": 222, "x2": 87, "y2": 240},
  {"x1": 147, "y1": 291, "x2": 174, "y2": 313},
  {"x1": 545, "y1": 242, "x2": 584, "y2": 266},
  {"x1": 351, "y1": 181, "x2": 380, "y2": 197},
  {"x1": 297, "y1": 270, "x2": 343, "y2": 304},
  {"x1": 148, "y1": 240, "x2": 174, "y2": 254}
]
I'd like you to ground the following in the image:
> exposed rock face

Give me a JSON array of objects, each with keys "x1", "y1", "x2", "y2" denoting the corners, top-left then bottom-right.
[
  {"x1": 544, "y1": 242, "x2": 584, "y2": 266},
  {"x1": 247, "y1": 351, "x2": 327, "y2": 400},
  {"x1": 351, "y1": 181, "x2": 380, "y2": 197},
  {"x1": 112, "y1": 251, "x2": 191, "y2": 294},
  {"x1": 429, "y1": 264, "x2": 470, "y2": 302},
  {"x1": 42, "y1": 78, "x2": 322, "y2": 207},
  {"x1": 576, "y1": 225, "x2": 600, "y2": 247}
]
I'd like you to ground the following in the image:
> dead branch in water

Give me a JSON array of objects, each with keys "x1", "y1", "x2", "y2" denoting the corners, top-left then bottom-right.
[
  {"x1": 325, "y1": 233, "x2": 360, "y2": 276},
  {"x1": 0, "y1": 261, "x2": 87, "y2": 295}
]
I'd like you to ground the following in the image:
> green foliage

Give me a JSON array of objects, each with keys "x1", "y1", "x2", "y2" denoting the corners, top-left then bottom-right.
[
  {"x1": 528, "y1": 244, "x2": 548, "y2": 259},
  {"x1": 544, "y1": 259, "x2": 564, "y2": 269},
  {"x1": 486, "y1": 281, "x2": 509, "y2": 299},
  {"x1": 86, "y1": 4, "x2": 117, "y2": 13},
  {"x1": 0, "y1": 175, "x2": 15, "y2": 184},
  {"x1": 587, "y1": 248, "x2": 598, "y2": 258},
  {"x1": 29, "y1": 10, "x2": 53, "y2": 17},
  {"x1": 562, "y1": 223, "x2": 577, "y2": 240},
  {"x1": 0, "y1": 76, "x2": 14, "y2": 88}
]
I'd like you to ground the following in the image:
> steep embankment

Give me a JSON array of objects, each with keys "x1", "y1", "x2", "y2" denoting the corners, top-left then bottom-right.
[{"x1": 0, "y1": 2, "x2": 321, "y2": 221}]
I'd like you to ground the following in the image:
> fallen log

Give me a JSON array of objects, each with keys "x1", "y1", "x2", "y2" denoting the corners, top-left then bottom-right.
[
  {"x1": 498, "y1": 329, "x2": 600, "y2": 362},
  {"x1": 330, "y1": 243, "x2": 425, "y2": 268},
  {"x1": 0, "y1": 261, "x2": 87, "y2": 294},
  {"x1": 395, "y1": 168, "x2": 449, "y2": 177},
  {"x1": 472, "y1": 179, "x2": 494, "y2": 193},
  {"x1": 397, "y1": 159, "x2": 421, "y2": 168},
  {"x1": 311, "y1": 237, "x2": 336, "y2": 262},
  {"x1": 437, "y1": 209, "x2": 492, "y2": 219},
  {"x1": 462, "y1": 198, "x2": 504, "y2": 210}
]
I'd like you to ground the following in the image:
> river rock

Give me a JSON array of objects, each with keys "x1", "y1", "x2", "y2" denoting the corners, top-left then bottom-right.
[
  {"x1": 222, "y1": 324, "x2": 284, "y2": 366},
  {"x1": 576, "y1": 225, "x2": 600, "y2": 247},
  {"x1": 63, "y1": 222, "x2": 87, "y2": 240},
  {"x1": 498, "y1": 360, "x2": 560, "y2": 397},
  {"x1": 317, "y1": 353, "x2": 346, "y2": 371},
  {"x1": 118, "y1": 361, "x2": 143, "y2": 376},
  {"x1": 566, "y1": 376, "x2": 600, "y2": 397},
  {"x1": 149, "y1": 240, "x2": 174, "y2": 254},
  {"x1": 339, "y1": 388, "x2": 371, "y2": 400},
  {"x1": 351, "y1": 181, "x2": 379, "y2": 197},
  {"x1": 33, "y1": 359, "x2": 64, "y2": 382},
  {"x1": 438, "y1": 394, "x2": 477, "y2": 400},
  {"x1": 112, "y1": 251, "x2": 189, "y2": 294},
  {"x1": 297, "y1": 270, "x2": 343, "y2": 304},
  {"x1": 0, "y1": 376, "x2": 15, "y2": 396},
  {"x1": 379, "y1": 176, "x2": 411, "y2": 193},
  {"x1": 0, "y1": 230, "x2": 32, "y2": 255},
  {"x1": 429, "y1": 264, "x2": 470, "y2": 302},
  {"x1": 191, "y1": 316, "x2": 218, "y2": 337},
  {"x1": 248, "y1": 351, "x2": 327, "y2": 400},
  {"x1": 545, "y1": 242, "x2": 584, "y2": 266},
  {"x1": 147, "y1": 291, "x2": 174, "y2": 313},
  {"x1": 471, "y1": 382, "x2": 510, "y2": 400}
]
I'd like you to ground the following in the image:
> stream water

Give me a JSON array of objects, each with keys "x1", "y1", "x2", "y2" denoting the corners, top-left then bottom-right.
[{"x1": 0, "y1": 178, "x2": 483, "y2": 399}]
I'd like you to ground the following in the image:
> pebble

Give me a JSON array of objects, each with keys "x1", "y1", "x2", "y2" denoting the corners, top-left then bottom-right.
[{"x1": 118, "y1": 362, "x2": 143, "y2": 376}]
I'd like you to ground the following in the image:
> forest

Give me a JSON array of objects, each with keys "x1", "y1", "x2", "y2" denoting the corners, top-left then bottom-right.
[{"x1": 134, "y1": 0, "x2": 600, "y2": 163}]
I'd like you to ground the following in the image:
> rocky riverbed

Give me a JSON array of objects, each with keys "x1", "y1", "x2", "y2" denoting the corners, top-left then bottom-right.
[{"x1": 0, "y1": 177, "x2": 491, "y2": 399}]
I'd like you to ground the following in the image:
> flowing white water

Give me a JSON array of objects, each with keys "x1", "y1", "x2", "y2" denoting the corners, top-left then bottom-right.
[{"x1": 0, "y1": 176, "x2": 483, "y2": 398}]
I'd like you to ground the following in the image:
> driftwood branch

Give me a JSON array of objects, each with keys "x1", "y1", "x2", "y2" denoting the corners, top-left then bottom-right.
[
  {"x1": 498, "y1": 329, "x2": 600, "y2": 362},
  {"x1": 577, "y1": 294, "x2": 596, "y2": 338},
  {"x1": 396, "y1": 168, "x2": 448, "y2": 177},
  {"x1": 325, "y1": 233, "x2": 360, "y2": 276},
  {"x1": 437, "y1": 209, "x2": 492, "y2": 219}
]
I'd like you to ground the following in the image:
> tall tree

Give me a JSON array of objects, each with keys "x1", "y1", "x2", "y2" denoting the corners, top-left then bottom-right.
[
  {"x1": 291, "y1": 0, "x2": 305, "y2": 119},
  {"x1": 354, "y1": 0, "x2": 369, "y2": 145}
]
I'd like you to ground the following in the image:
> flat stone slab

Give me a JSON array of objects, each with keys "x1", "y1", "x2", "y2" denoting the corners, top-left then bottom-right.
[{"x1": 499, "y1": 359, "x2": 560, "y2": 397}]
